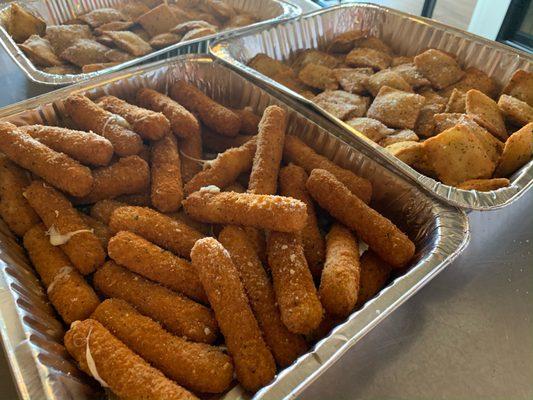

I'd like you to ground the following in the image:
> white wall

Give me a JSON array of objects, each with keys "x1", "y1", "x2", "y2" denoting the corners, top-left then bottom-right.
[{"x1": 468, "y1": 0, "x2": 512, "y2": 40}]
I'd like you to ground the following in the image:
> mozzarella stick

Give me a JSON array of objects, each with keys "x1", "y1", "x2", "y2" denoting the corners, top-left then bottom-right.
[
  {"x1": 219, "y1": 226, "x2": 307, "y2": 367},
  {"x1": 191, "y1": 238, "x2": 276, "y2": 392},
  {"x1": 63, "y1": 94, "x2": 143, "y2": 156},
  {"x1": 267, "y1": 232, "x2": 324, "y2": 334},
  {"x1": 109, "y1": 206, "x2": 204, "y2": 259},
  {"x1": 184, "y1": 138, "x2": 257, "y2": 196},
  {"x1": 306, "y1": 169, "x2": 415, "y2": 268},
  {"x1": 97, "y1": 95, "x2": 170, "y2": 140},
  {"x1": 0, "y1": 156, "x2": 39, "y2": 236},
  {"x1": 284, "y1": 135, "x2": 372, "y2": 204},
  {"x1": 24, "y1": 181, "x2": 105, "y2": 275},
  {"x1": 108, "y1": 231, "x2": 206, "y2": 303},
  {"x1": 201, "y1": 126, "x2": 253, "y2": 153},
  {"x1": 171, "y1": 80, "x2": 241, "y2": 137},
  {"x1": 183, "y1": 189, "x2": 307, "y2": 233},
  {"x1": 90, "y1": 199, "x2": 126, "y2": 224},
  {"x1": 178, "y1": 131, "x2": 203, "y2": 183},
  {"x1": 319, "y1": 224, "x2": 360, "y2": 317},
  {"x1": 94, "y1": 261, "x2": 217, "y2": 343},
  {"x1": 232, "y1": 107, "x2": 261, "y2": 135},
  {"x1": 23, "y1": 224, "x2": 100, "y2": 324},
  {"x1": 0, "y1": 121, "x2": 93, "y2": 197},
  {"x1": 92, "y1": 299, "x2": 234, "y2": 393},
  {"x1": 20, "y1": 125, "x2": 114, "y2": 166},
  {"x1": 64, "y1": 319, "x2": 198, "y2": 400},
  {"x1": 279, "y1": 164, "x2": 325, "y2": 278},
  {"x1": 136, "y1": 88, "x2": 200, "y2": 139},
  {"x1": 248, "y1": 106, "x2": 287, "y2": 195},
  {"x1": 150, "y1": 134, "x2": 183, "y2": 212},
  {"x1": 74, "y1": 156, "x2": 150, "y2": 204},
  {"x1": 355, "y1": 250, "x2": 392, "y2": 307}
]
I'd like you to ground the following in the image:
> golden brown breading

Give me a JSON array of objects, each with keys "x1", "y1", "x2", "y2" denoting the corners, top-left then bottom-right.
[
  {"x1": 191, "y1": 237, "x2": 276, "y2": 392},
  {"x1": 306, "y1": 169, "x2": 415, "y2": 268}
]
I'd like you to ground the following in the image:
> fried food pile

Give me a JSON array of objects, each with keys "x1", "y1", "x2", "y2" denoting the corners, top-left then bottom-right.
[
  {"x1": 6, "y1": 0, "x2": 257, "y2": 74},
  {"x1": 248, "y1": 32, "x2": 533, "y2": 191},
  {"x1": 0, "y1": 80, "x2": 414, "y2": 397}
]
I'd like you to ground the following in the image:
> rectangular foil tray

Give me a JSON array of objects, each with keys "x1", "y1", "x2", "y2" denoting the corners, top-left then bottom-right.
[
  {"x1": 0, "y1": 54, "x2": 469, "y2": 400},
  {"x1": 210, "y1": 3, "x2": 533, "y2": 210},
  {"x1": 0, "y1": 0, "x2": 300, "y2": 85}
]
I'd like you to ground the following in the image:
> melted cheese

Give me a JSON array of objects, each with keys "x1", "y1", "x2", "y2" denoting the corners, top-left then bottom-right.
[
  {"x1": 86, "y1": 328, "x2": 109, "y2": 388},
  {"x1": 45, "y1": 225, "x2": 93, "y2": 246}
]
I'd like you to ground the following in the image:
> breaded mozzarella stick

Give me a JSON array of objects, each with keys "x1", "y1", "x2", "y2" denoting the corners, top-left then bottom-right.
[
  {"x1": 64, "y1": 319, "x2": 198, "y2": 400},
  {"x1": 0, "y1": 121, "x2": 94, "y2": 197},
  {"x1": 191, "y1": 238, "x2": 276, "y2": 392},
  {"x1": 92, "y1": 299, "x2": 233, "y2": 393}
]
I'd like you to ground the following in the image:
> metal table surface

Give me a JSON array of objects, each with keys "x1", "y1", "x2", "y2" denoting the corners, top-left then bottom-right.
[{"x1": 0, "y1": 1, "x2": 532, "y2": 399}]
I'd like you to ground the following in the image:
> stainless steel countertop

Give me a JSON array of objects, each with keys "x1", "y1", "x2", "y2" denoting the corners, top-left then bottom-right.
[{"x1": 0, "y1": 1, "x2": 531, "y2": 399}]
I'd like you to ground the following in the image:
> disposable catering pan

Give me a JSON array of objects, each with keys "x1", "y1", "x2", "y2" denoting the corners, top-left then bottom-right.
[
  {"x1": 0, "y1": 0, "x2": 300, "y2": 85},
  {"x1": 210, "y1": 3, "x2": 533, "y2": 210},
  {"x1": 0, "y1": 54, "x2": 469, "y2": 400}
]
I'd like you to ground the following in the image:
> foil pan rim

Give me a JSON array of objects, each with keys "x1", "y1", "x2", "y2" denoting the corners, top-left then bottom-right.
[
  {"x1": 0, "y1": 0, "x2": 301, "y2": 86},
  {"x1": 0, "y1": 53, "x2": 469, "y2": 400},
  {"x1": 210, "y1": 3, "x2": 533, "y2": 211}
]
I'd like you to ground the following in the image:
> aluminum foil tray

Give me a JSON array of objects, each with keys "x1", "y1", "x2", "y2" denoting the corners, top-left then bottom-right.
[
  {"x1": 210, "y1": 3, "x2": 533, "y2": 210},
  {"x1": 0, "y1": 0, "x2": 300, "y2": 85},
  {"x1": 0, "y1": 54, "x2": 469, "y2": 400}
]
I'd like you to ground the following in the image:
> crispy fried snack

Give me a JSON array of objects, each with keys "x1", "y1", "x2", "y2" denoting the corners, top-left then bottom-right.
[
  {"x1": 319, "y1": 224, "x2": 360, "y2": 317},
  {"x1": 23, "y1": 224, "x2": 100, "y2": 324},
  {"x1": 466, "y1": 89, "x2": 507, "y2": 141},
  {"x1": 279, "y1": 164, "x2": 325, "y2": 279},
  {"x1": 355, "y1": 250, "x2": 392, "y2": 307},
  {"x1": 494, "y1": 122, "x2": 533, "y2": 177},
  {"x1": 20, "y1": 125, "x2": 114, "y2": 166},
  {"x1": 267, "y1": 231, "x2": 324, "y2": 334},
  {"x1": 97, "y1": 95, "x2": 170, "y2": 140},
  {"x1": 92, "y1": 299, "x2": 233, "y2": 393},
  {"x1": 191, "y1": 238, "x2": 276, "y2": 392},
  {"x1": 74, "y1": 156, "x2": 150, "y2": 204},
  {"x1": 151, "y1": 134, "x2": 183, "y2": 212},
  {"x1": 283, "y1": 135, "x2": 372, "y2": 203},
  {"x1": 183, "y1": 190, "x2": 307, "y2": 233},
  {"x1": 423, "y1": 125, "x2": 496, "y2": 185},
  {"x1": 170, "y1": 80, "x2": 241, "y2": 137},
  {"x1": 414, "y1": 49, "x2": 464, "y2": 89},
  {"x1": 64, "y1": 319, "x2": 198, "y2": 400},
  {"x1": 457, "y1": 178, "x2": 510, "y2": 191},
  {"x1": 219, "y1": 226, "x2": 307, "y2": 367},
  {"x1": 248, "y1": 106, "x2": 287, "y2": 195},
  {"x1": 63, "y1": 94, "x2": 144, "y2": 157},
  {"x1": 108, "y1": 231, "x2": 206, "y2": 303},
  {"x1": 0, "y1": 156, "x2": 39, "y2": 236},
  {"x1": 184, "y1": 138, "x2": 257, "y2": 196},
  {"x1": 0, "y1": 121, "x2": 93, "y2": 197},
  {"x1": 109, "y1": 206, "x2": 204, "y2": 259},
  {"x1": 136, "y1": 88, "x2": 200, "y2": 139},
  {"x1": 201, "y1": 126, "x2": 253, "y2": 153},
  {"x1": 90, "y1": 199, "x2": 125, "y2": 224},
  {"x1": 178, "y1": 132, "x2": 203, "y2": 183},
  {"x1": 24, "y1": 181, "x2": 106, "y2": 275},
  {"x1": 306, "y1": 169, "x2": 415, "y2": 268},
  {"x1": 94, "y1": 261, "x2": 217, "y2": 343}
]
